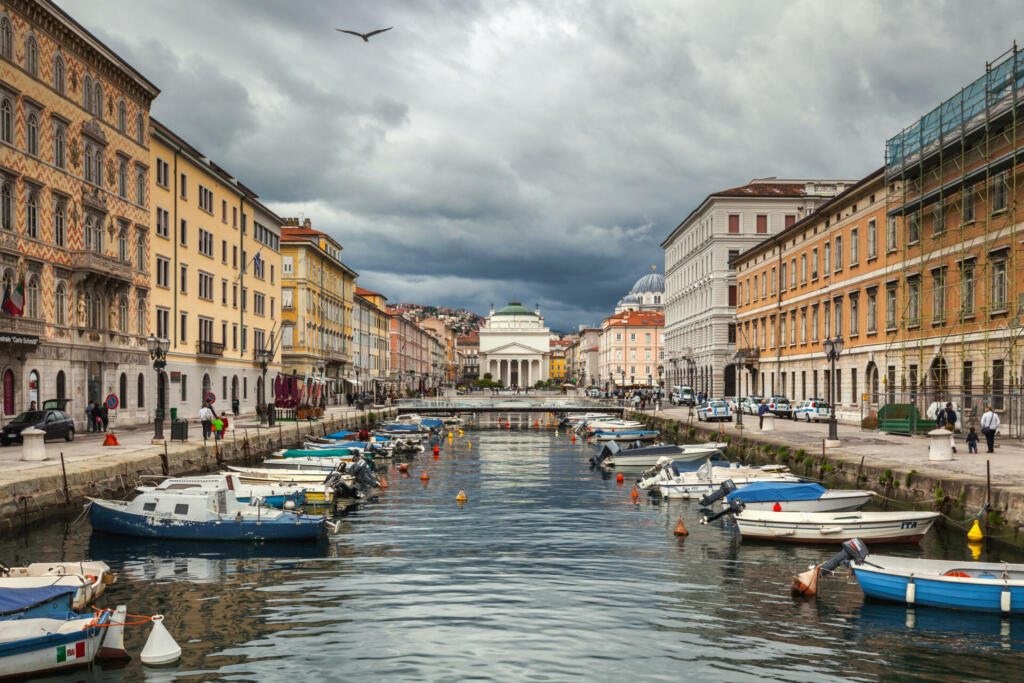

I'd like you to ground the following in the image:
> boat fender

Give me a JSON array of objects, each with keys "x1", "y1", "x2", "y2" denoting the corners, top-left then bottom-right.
[
  {"x1": 1001, "y1": 589, "x2": 1012, "y2": 613},
  {"x1": 905, "y1": 578, "x2": 916, "y2": 605}
]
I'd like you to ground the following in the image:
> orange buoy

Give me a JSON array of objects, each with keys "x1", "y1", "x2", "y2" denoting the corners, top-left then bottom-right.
[
  {"x1": 506, "y1": 421, "x2": 510, "y2": 429},
  {"x1": 379, "y1": 476, "x2": 389, "y2": 489},
  {"x1": 616, "y1": 473, "x2": 624, "y2": 484},
  {"x1": 398, "y1": 463, "x2": 409, "y2": 472},
  {"x1": 103, "y1": 433, "x2": 120, "y2": 446},
  {"x1": 433, "y1": 444, "x2": 440, "y2": 455},
  {"x1": 571, "y1": 434, "x2": 576, "y2": 443},
  {"x1": 420, "y1": 471, "x2": 429, "y2": 481},
  {"x1": 630, "y1": 487, "x2": 639, "y2": 501},
  {"x1": 456, "y1": 490, "x2": 467, "y2": 502},
  {"x1": 674, "y1": 516, "x2": 689, "y2": 536},
  {"x1": 791, "y1": 566, "x2": 821, "y2": 596}
]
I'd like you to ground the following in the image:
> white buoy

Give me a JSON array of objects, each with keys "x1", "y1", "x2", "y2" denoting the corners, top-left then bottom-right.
[{"x1": 141, "y1": 615, "x2": 181, "y2": 666}]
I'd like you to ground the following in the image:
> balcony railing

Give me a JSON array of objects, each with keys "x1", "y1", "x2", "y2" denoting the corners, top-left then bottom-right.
[
  {"x1": 196, "y1": 340, "x2": 226, "y2": 356},
  {"x1": 70, "y1": 250, "x2": 134, "y2": 284}
]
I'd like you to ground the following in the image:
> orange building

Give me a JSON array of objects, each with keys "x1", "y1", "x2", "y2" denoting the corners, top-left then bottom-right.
[{"x1": 598, "y1": 310, "x2": 664, "y2": 389}]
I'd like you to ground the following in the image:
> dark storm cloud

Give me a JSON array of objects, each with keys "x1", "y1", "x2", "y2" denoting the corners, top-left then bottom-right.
[{"x1": 69, "y1": 0, "x2": 1024, "y2": 329}]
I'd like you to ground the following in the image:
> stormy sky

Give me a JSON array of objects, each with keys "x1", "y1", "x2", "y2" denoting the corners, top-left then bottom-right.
[{"x1": 71, "y1": 0, "x2": 1024, "y2": 331}]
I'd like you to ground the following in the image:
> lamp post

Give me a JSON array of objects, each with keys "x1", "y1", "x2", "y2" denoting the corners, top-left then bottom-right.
[
  {"x1": 823, "y1": 335, "x2": 845, "y2": 443},
  {"x1": 146, "y1": 335, "x2": 169, "y2": 441},
  {"x1": 733, "y1": 351, "x2": 746, "y2": 428},
  {"x1": 255, "y1": 347, "x2": 271, "y2": 424}
]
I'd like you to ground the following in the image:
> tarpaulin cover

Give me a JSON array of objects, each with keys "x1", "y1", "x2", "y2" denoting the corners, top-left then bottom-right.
[
  {"x1": 726, "y1": 482, "x2": 825, "y2": 504},
  {"x1": 669, "y1": 461, "x2": 731, "y2": 476},
  {"x1": 326, "y1": 431, "x2": 356, "y2": 440},
  {"x1": 0, "y1": 586, "x2": 76, "y2": 616},
  {"x1": 420, "y1": 419, "x2": 444, "y2": 429},
  {"x1": 383, "y1": 424, "x2": 419, "y2": 432}
]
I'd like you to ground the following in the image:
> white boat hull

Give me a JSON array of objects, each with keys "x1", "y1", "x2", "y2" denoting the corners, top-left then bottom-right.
[
  {"x1": 0, "y1": 614, "x2": 106, "y2": 678},
  {"x1": 733, "y1": 490, "x2": 873, "y2": 513},
  {"x1": 660, "y1": 474, "x2": 801, "y2": 499},
  {"x1": 733, "y1": 510, "x2": 940, "y2": 543},
  {"x1": 607, "y1": 448, "x2": 723, "y2": 469}
]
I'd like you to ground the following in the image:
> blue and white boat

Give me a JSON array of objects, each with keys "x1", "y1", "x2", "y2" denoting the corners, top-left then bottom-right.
[
  {"x1": 723, "y1": 481, "x2": 873, "y2": 513},
  {"x1": 146, "y1": 474, "x2": 307, "y2": 510},
  {"x1": 0, "y1": 585, "x2": 111, "y2": 678},
  {"x1": 592, "y1": 430, "x2": 660, "y2": 443},
  {"x1": 88, "y1": 485, "x2": 330, "y2": 541}
]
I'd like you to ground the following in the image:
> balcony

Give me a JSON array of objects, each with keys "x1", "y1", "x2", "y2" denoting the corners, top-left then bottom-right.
[
  {"x1": 70, "y1": 250, "x2": 134, "y2": 287},
  {"x1": 196, "y1": 340, "x2": 226, "y2": 357}
]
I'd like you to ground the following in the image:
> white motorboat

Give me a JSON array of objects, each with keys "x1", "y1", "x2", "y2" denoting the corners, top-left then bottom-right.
[
  {"x1": 0, "y1": 562, "x2": 114, "y2": 612},
  {"x1": 722, "y1": 509, "x2": 939, "y2": 543},
  {"x1": 600, "y1": 442, "x2": 729, "y2": 469},
  {"x1": 143, "y1": 474, "x2": 311, "y2": 509},
  {"x1": 652, "y1": 461, "x2": 801, "y2": 499},
  {"x1": 722, "y1": 481, "x2": 874, "y2": 513}
]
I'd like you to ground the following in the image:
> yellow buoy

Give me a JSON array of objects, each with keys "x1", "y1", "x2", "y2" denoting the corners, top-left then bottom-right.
[
  {"x1": 968, "y1": 519, "x2": 984, "y2": 541},
  {"x1": 467, "y1": 441, "x2": 471, "y2": 448},
  {"x1": 448, "y1": 431, "x2": 453, "y2": 438},
  {"x1": 456, "y1": 490, "x2": 467, "y2": 502},
  {"x1": 458, "y1": 430, "x2": 464, "y2": 436}
]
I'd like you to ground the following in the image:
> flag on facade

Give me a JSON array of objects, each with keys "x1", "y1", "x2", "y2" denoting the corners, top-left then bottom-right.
[
  {"x1": 253, "y1": 249, "x2": 262, "y2": 275},
  {"x1": 1, "y1": 280, "x2": 23, "y2": 316}
]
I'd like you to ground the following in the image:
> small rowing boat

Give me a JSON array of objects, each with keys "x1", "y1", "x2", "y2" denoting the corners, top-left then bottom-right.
[{"x1": 722, "y1": 509, "x2": 939, "y2": 543}]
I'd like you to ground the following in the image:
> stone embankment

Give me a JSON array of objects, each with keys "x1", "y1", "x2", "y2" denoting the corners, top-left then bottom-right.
[
  {"x1": 0, "y1": 409, "x2": 395, "y2": 534},
  {"x1": 630, "y1": 410, "x2": 1024, "y2": 548}
]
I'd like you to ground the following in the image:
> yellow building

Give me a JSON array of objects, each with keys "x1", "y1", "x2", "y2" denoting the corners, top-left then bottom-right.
[
  {"x1": 0, "y1": 0, "x2": 159, "y2": 427},
  {"x1": 150, "y1": 120, "x2": 283, "y2": 416},
  {"x1": 280, "y1": 219, "x2": 356, "y2": 404},
  {"x1": 355, "y1": 287, "x2": 390, "y2": 398},
  {"x1": 420, "y1": 317, "x2": 455, "y2": 384}
]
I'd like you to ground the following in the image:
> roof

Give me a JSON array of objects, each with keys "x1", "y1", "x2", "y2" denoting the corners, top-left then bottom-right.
[
  {"x1": 494, "y1": 302, "x2": 535, "y2": 316},
  {"x1": 603, "y1": 311, "x2": 665, "y2": 327},
  {"x1": 356, "y1": 286, "x2": 384, "y2": 298},
  {"x1": 631, "y1": 271, "x2": 665, "y2": 294}
]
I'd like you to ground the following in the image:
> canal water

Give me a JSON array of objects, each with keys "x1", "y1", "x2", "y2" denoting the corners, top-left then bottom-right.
[{"x1": 3, "y1": 426, "x2": 1024, "y2": 681}]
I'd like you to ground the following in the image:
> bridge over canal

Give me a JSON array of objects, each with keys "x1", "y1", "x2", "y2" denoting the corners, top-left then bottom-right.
[{"x1": 394, "y1": 397, "x2": 628, "y2": 416}]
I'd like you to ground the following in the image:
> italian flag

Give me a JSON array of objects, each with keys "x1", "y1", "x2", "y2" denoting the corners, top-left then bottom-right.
[
  {"x1": 1, "y1": 280, "x2": 23, "y2": 316},
  {"x1": 56, "y1": 640, "x2": 86, "y2": 662}
]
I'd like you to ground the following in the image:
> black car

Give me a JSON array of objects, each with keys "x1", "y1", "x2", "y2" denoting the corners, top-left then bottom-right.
[{"x1": 1, "y1": 403, "x2": 75, "y2": 446}]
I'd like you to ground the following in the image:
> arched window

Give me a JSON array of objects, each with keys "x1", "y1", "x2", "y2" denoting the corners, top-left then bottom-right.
[
  {"x1": 55, "y1": 281, "x2": 67, "y2": 326},
  {"x1": 56, "y1": 370, "x2": 66, "y2": 400},
  {"x1": 119, "y1": 372, "x2": 127, "y2": 409},
  {"x1": 24, "y1": 34, "x2": 38, "y2": 77},
  {"x1": 136, "y1": 170, "x2": 145, "y2": 205},
  {"x1": 53, "y1": 54, "x2": 65, "y2": 94},
  {"x1": 53, "y1": 126, "x2": 66, "y2": 168},
  {"x1": 53, "y1": 201, "x2": 65, "y2": 246},
  {"x1": 137, "y1": 373, "x2": 144, "y2": 407},
  {"x1": 0, "y1": 17, "x2": 11, "y2": 61},
  {"x1": 83, "y1": 74, "x2": 92, "y2": 111},
  {"x1": 0, "y1": 181, "x2": 11, "y2": 231},
  {"x1": 118, "y1": 228, "x2": 127, "y2": 262},
  {"x1": 93, "y1": 82, "x2": 102, "y2": 118},
  {"x1": 25, "y1": 275, "x2": 39, "y2": 319},
  {"x1": 117, "y1": 100, "x2": 126, "y2": 132},
  {"x1": 26, "y1": 112, "x2": 37, "y2": 156},
  {"x1": 94, "y1": 148, "x2": 102, "y2": 186},
  {"x1": 84, "y1": 145, "x2": 93, "y2": 183},
  {"x1": 0, "y1": 97, "x2": 11, "y2": 143},
  {"x1": 135, "y1": 113, "x2": 144, "y2": 144},
  {"x1": 137, "y1": 294, "x2": 146, "y2": 334},
  {"x1": 26, "y1": 192, "x2": 38, "y2": 238},
  {"x1": 118, "y1": 160, "x2": 127, "y2": 197}
]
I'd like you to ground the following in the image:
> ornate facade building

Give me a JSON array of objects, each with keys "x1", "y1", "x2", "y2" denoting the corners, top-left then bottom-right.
[
  {"x1": 0, "y1": 0, "x2": 159, "y2": 425},
  {"x1": 477, "y1": 302, "x2": 550, "y2": 387}
]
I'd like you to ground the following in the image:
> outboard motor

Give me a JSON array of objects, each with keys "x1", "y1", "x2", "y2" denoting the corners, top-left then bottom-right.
[
  {"x1": 698, "y1": 479, "x2": 737, "y2": 507},
  {"x1": 792, "y1": 538, "x2": 870, "y2": 596},
  {"x1": 701, "y1": 497, "x2": 744, "y2": 524},
  {"x1": 324, "y1": 463, "x2": 362, "y2": 499},
  {"x1": 349, "y1": 458, "x2": 381, "y2": 489}
]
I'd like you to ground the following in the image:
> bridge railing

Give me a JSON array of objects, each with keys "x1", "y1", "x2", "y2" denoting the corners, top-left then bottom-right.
[{"x1": 395, "y1": 397, "x2": 628, "y2": 410}]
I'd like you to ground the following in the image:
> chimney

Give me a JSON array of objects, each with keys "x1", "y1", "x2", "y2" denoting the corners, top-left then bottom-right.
[
  {"x1": 284, "y1": 217, "x2": 299, "y2": 226},
  {"x1": 303, "y1": 218, "x2": 312, "y2": 229}
]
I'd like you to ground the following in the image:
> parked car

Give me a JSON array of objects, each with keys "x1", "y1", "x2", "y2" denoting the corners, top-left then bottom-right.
[
  {"x1": 587, "y1": 388, "x2": 602, "y2": 398},
  {"x1": 793, "y1": 399, "x2": 831, "y2": 422},
  {"x1": 766, "y1": 396, "x2": 792, "y2": 418},
  {"x1": 741, "y1": 396, "x2": 764, "y2": 415},
  {"x1": 670, "y1": 385, "x2": 695, "y2": 406},
  {"x1": 696, "y1": 399, "x2": 732, "y2": 422},
  {"x1": 1, "y1": 400, "x2": 75, "y2": 446}
]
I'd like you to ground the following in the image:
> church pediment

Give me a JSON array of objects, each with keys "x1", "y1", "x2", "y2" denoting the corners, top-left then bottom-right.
[{"x1": 484, "y1": 341, "x2": 547, "y2": 356}]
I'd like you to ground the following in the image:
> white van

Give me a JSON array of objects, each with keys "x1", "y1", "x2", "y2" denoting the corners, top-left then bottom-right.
[{"x1": 671, "y1": 385, "x2": 695, "y2": 406}]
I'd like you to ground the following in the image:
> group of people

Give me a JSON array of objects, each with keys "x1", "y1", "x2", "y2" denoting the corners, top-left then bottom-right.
[
  {"x1": 84, "y1": 402, "x2": 109, "y2": 433},
  {"x1": 631, "y1": 388, "x2": 663, "y2": 411},
  {"x1": 197, "y1": 401, "x2": 227, "y2": 441},
  {"x1": 934, "y1": 401, "x2": 1001, "y2": 454}
]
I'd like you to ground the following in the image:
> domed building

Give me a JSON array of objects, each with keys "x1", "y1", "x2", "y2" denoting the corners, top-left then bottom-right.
[
  {"x1": 614, "y1": 268, "x2": 665, "y2": 313},
  {"x1": 478, "y1": 302, "x2": 551, "y2": 387}
]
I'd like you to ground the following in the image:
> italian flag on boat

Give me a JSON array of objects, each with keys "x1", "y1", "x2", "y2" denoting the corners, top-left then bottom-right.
[
  {"x1": 1, "y1": 279, "x2": 23, "y2": 316},
  {"x1": 57, "y1": 641, "x2": 86, "y2": 663}
]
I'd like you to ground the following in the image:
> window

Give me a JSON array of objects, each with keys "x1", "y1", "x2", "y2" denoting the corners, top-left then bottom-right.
[
  {"x1": 137, "y1": 294, "x2": 145, "y2": 333},
  {"x1": 254, "y1": 292, "x2": 266, "y2": 316},
  {"x1": 221, "y1": 279, "x2": 228, "y2": 305},
  {"x1": 849, "y1": 296, "x2": 859, "y2": 336},
  {"x1": 55, "y1": 282, "x2": 67, "y2": 326},
  {"x1": 756, "y1": 215, "x2": 767, "y2": 234},
  {"x1": 136, "y1": 113, "x2": 145, "y2": 144},
  {"x1": 907, "y1": 277, "x2": 920, "y2": 325},
  {"x1": 0, "y1": 97, "x2": 11, "y2": 143},
  {"x1": 53, "y1": 201, "x2": 65, "y2": 246},
  {"x1": 963, "y1": 184, "x2": 975, "y2": 223},
  {"x1": 180, "y1": 172, "x2": 187, "y2": 199},
  {"x1": 82, "y1": 74, "x2": 92, "y2": 111},
  {"x1": 156, "y1": 207, "x2": 169, "y2": 238},
  {"x1": 800, "y1": 253, "x2": 807, "y2": 284},
  {"x1": 156, "y1": 158, "x2": 169, "y2": 188},
  {"x1": 282, "y1": 287, "x2": 293, "y2": 308},
  {"x1": 24, "y1": 34, "x2": 37, "y2": 77},
  {"x1": 25, "y1": 275, "x2": 39, "y2": 318},
  {"x1": 800, "y1": 308, "x2": 807, "y2": 343},
  {"x1": 991, "y1": 255, "x2": 1008, "y2": 310},
  {"x1": 811, "y1": 305, "x2": 819, "y2": 341},
  {"x1": 865, "y1": 219, "x2": 876, "y2": 259},
  {"x1": 198, "y1": 228, "x2": 214, "y2": 257},
  {"x1": 907, "y1": 212, "x2": 920, "y2": 244},
  {"x1": 180, "y1": 374, "x2": 188, "y2": 401},
  {"x1": 53, "y1": 125, "x2": 66, "y2": 168},
  {"x1": 0, "y1": 17, "x2": 9, "y2": 60},
  {"x1": 179, "y1": 219, "x2": 187, "y2": 246},
  {"x1": 26, "y1": 192, "x2": 38, "y2": 238},
  {"x1": 779, "y1": 316, "x2": 786, "y2": 347},
  {"x1": 155, "y1": 256, "x2": 170, "y2": 287},
  {"x1": 789, "y1": 310, "x2": 796, "y2": 345},
  {"x1": 629, "y1": 333, "x2": 637, "y2": 342},
  {"x1": 179, "y1": 312, "x2": 187, "y2": 343},
  {"x1": 156, "y1": 307, "x2": 169, "y2": 339},
  {"x1": 84, "y1": 145, "x2": 93, "y2": 183},
  {"x1": 886, "y1": 217, "x2": 898, "y2": 252},
  {"x1": 26, "y1": 112, "x2": 37, "y2": 156},
  {"x1": 866, "y1": 290, "x2": 876, "y2": 333},
  {"x1": 118, "y1": 296, "x2": 128, "y2": 332},
  {"x1": 179, "y1": 264, "x2": 188, "y2": 293},
  {"x1": 282, "y1": 255, "x2": 294, "y2": 274},
  {"x1": 823, "y1": 242, "x2": 831, "y2": 274},
  {"x1": 232, "y1": 283, "x2": 238, "y2": 308},
  {"x1": 241, "y1": 287, "x2": 247, "y2": 311},
  {"x1": 761, "y1": 273, "x2": 766, "y2": 299},
  {"x1": 849, "y1": 228, "x2": 858, "y2": 265},
  {"x1": 137, "y1": 373, "x2": 145, "y2": 407},
  {"x1": 728, "y1": 214, "x2": 740, "y2": 233},
  {"x1": 886, "y1": 284, "x2": 897, "y2": 330},
  {"x1": 53, "y1": 54, "x2": 65, "y2": 93},
  {"x1": 785, "y1": 214, "x2": 796, "y2": 228},
  {"x1": 222, "y1": 199, "x2": 227, "y2": 222},
  {"x1": 93, "y1": 81, "x2": 102, "y2": 118},
  {"x1": 136, "y1": 170, "x2": 145, "y2": 205},
  {"x1": 728, "y1": 284, "x2": 736, "y2": 306},
  {"x1": 118, "y1": 160, "x2": 127, "y2": 198},
  {"x1": 960, "y1": 260, "x2": 975, "y2": 315},
  {"x1": 834, "y1": 235, "x2": 843, "y2": 271},
  {"x1": 992, "y1": 171, "x2": 1008, "y2": 212},
  {"x1": 117, "y1": 100, "x2": 126, "y2": 133},
  {"x1": 118, "y1": 228, "x2": 128, "y2": 262},
  {"x1": 753, "y1": 274, "x2": 758, "y2": 300},
  {"x1": 790, "y1": 258, "x2": 797, "y2": 289},
  {"x1": 811, "y1": 248, "x2": 818, "y2": 280},
  {"x1": 198, "y1": 271, "x2": 214, "y2": 300},
  {"x1": 232, "y1": 206, "x2": 238, "y2": 228},
  {"x1": 728, "y1": 249, "x2": 738, "y2": 269},
  {"x1": 84, "y1": 217, "x2": 102, "y2": 252},
  {"x1": 833, "y1": 298, "x2": 842, "y2": 337},
  {"x1": 933, "y1": 202, "x2": 945, "y2": 235},
  {"x1": 780, "y1": 263, "x2": 787, "y2": 292},
  {"x1": 198, "y1": 185, "x2": 214, "y2": 213},
  {"x1": 770, "y1": 267, "x2": 776, "y2": 295},
  {"x1": 932, "y1": 269, "x2": 945, "y2": 324},
  {"x1": 824, "y1": 301, "x2": 831, "y2": 338}
]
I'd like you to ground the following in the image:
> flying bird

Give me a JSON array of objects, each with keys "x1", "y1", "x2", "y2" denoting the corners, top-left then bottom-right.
[{"x1": 336, "y1": 27, "x2": 393, "y2": 42}]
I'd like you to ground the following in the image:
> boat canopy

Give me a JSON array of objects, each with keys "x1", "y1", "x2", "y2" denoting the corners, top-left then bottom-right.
[
  {"x1": 727, "y1": 482, "x2": 826, "y2": 504},
  {"x1": 0, "y1": 585, "x2": 76, "y2": 616},
  {"x1": 384, "y1": 424, "x2": 419, "y2": 432},
  {"x1": 420, "y1": 419, "x2": 444, "y2": 429},
  {"x1": 670, "y1": 460, "x2": 730, "y2": 476},
  {"x1": 326, "y1": 431, "x2": 356, "y2": 440},
  {"x1": 280, "y1": 449, "x2": 353, "y2": 458}
]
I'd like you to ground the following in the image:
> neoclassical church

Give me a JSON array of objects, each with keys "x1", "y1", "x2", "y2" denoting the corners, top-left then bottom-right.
[
  {"x1": 614, "y1": 267, "x2": 665, "y2": 313},
  {"x1": 478, "y1": 303, "x2": 551, "y2": 387}
]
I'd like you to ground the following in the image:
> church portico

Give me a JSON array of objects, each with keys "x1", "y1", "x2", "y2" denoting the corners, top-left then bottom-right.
[{"x1": 478, "y1": 303, "x2": 551, "y2": 389}]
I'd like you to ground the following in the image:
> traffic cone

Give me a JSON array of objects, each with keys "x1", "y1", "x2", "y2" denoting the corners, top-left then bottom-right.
[{"x1": 103, "y1": 433, "x2": 120, "y2": 446}]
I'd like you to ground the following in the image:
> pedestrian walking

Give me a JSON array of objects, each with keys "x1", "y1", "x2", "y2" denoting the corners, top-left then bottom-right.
[
  {"x1": 758, "y1": 400, "x2": 768, "y2": 430},
  {"x1": 232, "y1": 397, "x2": 240, "y2": 416},
  {"x1": 936, "y1": 401, "x2": 958, "y2": 453},
  {"x1": 966, "y1": 427, "x2": 979, "y2": 454},
  {"x1": 980, "y1": 403, "x2": 1000, "y2": 453},
  {"x1": 198, "y1": 402, "x2": 214, "y2": 440},
  {"x1": 85, "y1": 403, "x2": 94, "y2": 433},
  {"x1": 99, "y1": 402, "x2": 109, "y2": 432},
  {"x1": 212, "y1": 415, "x2": 224, "y2": 441}
]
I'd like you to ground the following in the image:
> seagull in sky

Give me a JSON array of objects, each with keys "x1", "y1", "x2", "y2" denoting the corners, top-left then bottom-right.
[{"x1": 336, "y1": 26, "x2": 393, "y2": 42}]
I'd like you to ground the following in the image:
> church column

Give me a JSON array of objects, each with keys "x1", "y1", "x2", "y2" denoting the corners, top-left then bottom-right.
[{"x1": 522, "y1": 359, "x2": 530, "y2": 388}]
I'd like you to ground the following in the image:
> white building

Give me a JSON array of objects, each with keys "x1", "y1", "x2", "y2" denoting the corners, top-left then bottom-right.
[
  {"x1": 478, "y1": 303, "x2": 550, "y2": 387},
  {"x1": 661, "y1": 178, "x2": 854, "y2": 398},
  {"x1": 614, "y1": 268, "x2": 665, "y2": 314}
]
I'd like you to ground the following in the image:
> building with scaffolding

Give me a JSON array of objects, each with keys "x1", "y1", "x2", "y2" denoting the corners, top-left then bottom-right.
[{"x1": 733, "y1": 44, "x2": 1024, "y2": 432}]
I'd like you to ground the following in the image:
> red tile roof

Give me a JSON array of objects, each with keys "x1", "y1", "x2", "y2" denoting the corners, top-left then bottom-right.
[
  {"x1": 281, "y1": 226, "x2": 324, "y2": 239},
  {"x1": 713, "y1": 182, "x2": 807, "y2": 197},
  {"x1": 603, "y1": 311, "x2": 664, "y2": 327},
  {"x1": 356, "y1": 286, "x2": 384, "y2": 298}
]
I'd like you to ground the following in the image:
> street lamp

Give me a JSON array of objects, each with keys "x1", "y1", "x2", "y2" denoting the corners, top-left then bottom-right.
[
  {"x1": 823, "y1": 335, "x2": 845, "y2": 443},
  {"x1": 733, "y1": 351, "x2": 746, "y2": 427},
  {"x1": 255, "y1": 347, "x2": 272, "y2": 424},
  {"x1": 146, "y1": 334, "x2": 169, "y2": 441}
]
